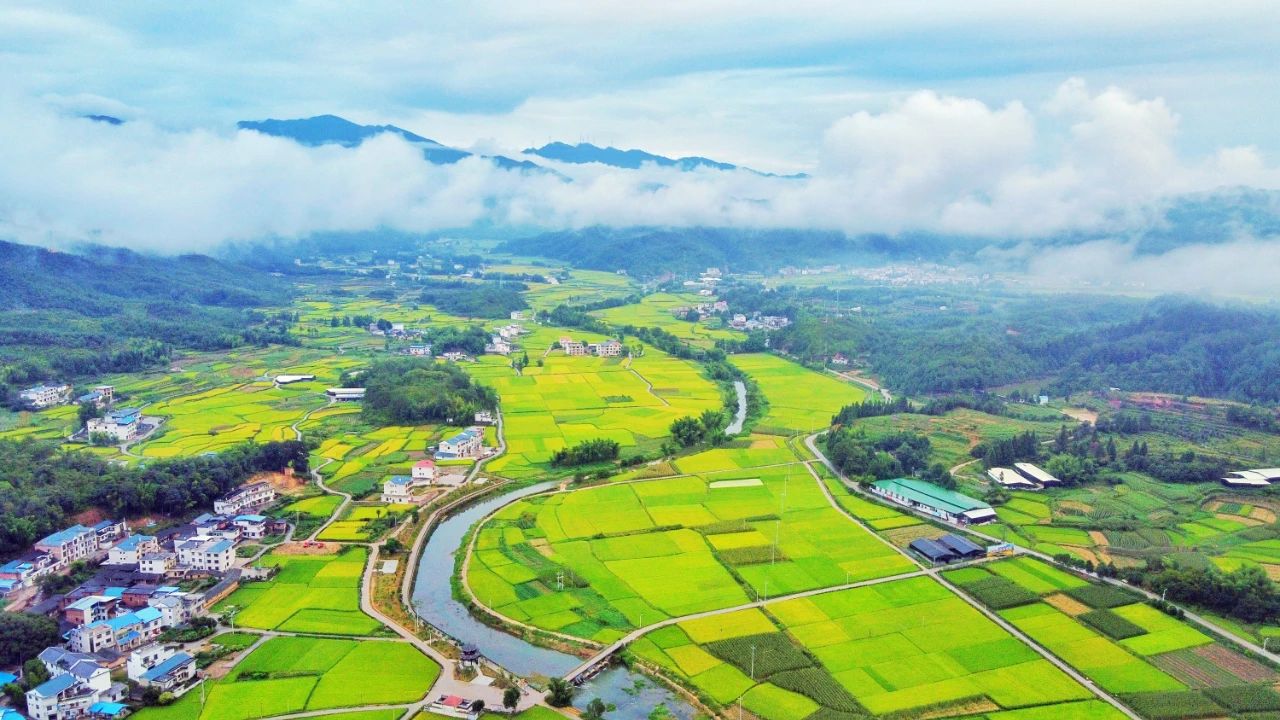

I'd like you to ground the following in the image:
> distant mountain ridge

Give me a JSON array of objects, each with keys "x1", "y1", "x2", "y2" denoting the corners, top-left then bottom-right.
[
  {"x1": 524, "y1": 141, "x2": 807, "y2": 178},
  {"x1": 237, "y1": 115, "x2": 543, "y2": 172}
]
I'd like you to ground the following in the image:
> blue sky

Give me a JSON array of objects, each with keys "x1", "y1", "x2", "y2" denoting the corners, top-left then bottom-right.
[
  {"x1": 4, "y1": 1, "x2": 1278, "y2": 170},
  {"x1": 2, "y1": 0, "x2": 1279, "y2": 297}
]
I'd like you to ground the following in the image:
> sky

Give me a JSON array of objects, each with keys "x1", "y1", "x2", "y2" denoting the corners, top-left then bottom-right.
[{"x1": 2, "y1": 0, "x2": 1280, "y2": 292}]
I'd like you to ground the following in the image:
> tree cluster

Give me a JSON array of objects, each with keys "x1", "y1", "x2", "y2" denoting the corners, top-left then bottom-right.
[
  {"x1": 418, "y1": 279, "x2": 528, "y2": 318},
  {"x1": 0, "y1": 439, "x2": 307, "y2": 556},
  {"x1": 551, "y1": 439, "x2": 621, "y2": 467},
  {"x1": 352, "y1": 358, "x2": 497, "y2": 426},
  {"x1": 825, "y1": 428, "x2": 937, "y2": 484}
]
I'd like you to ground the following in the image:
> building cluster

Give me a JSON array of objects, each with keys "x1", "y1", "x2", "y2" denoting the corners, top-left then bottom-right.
[
  {"x1": 367, "y1": 321, "x2": 421, "y2": 339},
  {"x1": 0, "y1": 522, "x2": 129, "y2": 597},
  {"x1": 870, "y1": 478, "x2": 997, "y2": 525},
  {"x1": 380, "y1": 459, "x2": 466, "y2": 503},
  {"x1": 483, "y1": 323, "x2": 525, "y2": 356},
  {"x1": 19, "y1": 384, "x2": 73, "y2": 409},
  {"x1": 729, "y1": 312, "x2": 791, "y2": 331},
  {"x1": 558, "y1": 336, "x2": 623, "y2": 357},
  {"x1": 1222, "y1": 468, "x2": 1280, "y2": 488},
  {"x1": 671, "y1": 300, "x2": 730, "y2": 321},
  {"x1": 0, "y1": 481, "x2": 285, "y2": 719},
  {"x1": 75, "y1": 386, "x2": 116, "y2": 409},
  {"x1": 986, "y1": 463, "x2": 1063, "y2": 491},
  {"x1": 85, "y1": 408, "x2": 142, "y2": 443},
  {"x1": 680, "y1": 267, "x2": 723, "y2": 296}
]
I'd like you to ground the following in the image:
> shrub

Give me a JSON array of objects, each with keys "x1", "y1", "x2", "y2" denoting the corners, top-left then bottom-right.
[
  {"x1": 770, "y1": 668, "x2": 865, "y2": 714},
  {"x1": 1065, "y1": 584, "x2": 1138, "y2": 609},
  {"x1": 1078, "y1": 609, "x2": 1146, "y2": 640},
  {"x1": 1122, "y1": 691, "x2": 1224, "y2": 719},
  {"x1": 1204, "y1": 685, "x2": 1280, "y2": 712},
  {"x1": 705, "y1": 633, "x2": 811, "y2": 678},
  {"x1": 718, "y1": 546, "x2": 788, "y2": 566},
  {"x1": 962, "y1": 576, "x2": 1038, "y2": 609}
]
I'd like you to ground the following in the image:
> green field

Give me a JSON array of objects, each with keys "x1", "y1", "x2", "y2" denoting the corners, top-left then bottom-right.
[
  {"x1": 633, "y1": 576, "x2": 1096, "y2": 717},
  {"x1": 213, "y1": 546, "x2": 383, "y2": 635},
  {"x1": 317, "y1": 503, "x2": 416, "y2": 542},
  {"x1": 468, "y1": 338, "x2": 723, "y2": 477},
  {"x1": 134, "y1": 636, "x2": 438, "y2": 720},
  {"x1": 730, "y1": 354, "x2": 867, "y2": 434},
  {"x1": 467, "y1": 443, "x2": 915, "y2": 642}
]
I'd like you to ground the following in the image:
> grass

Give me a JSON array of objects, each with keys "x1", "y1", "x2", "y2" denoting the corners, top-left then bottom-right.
[{"x1": 1078, "y1": 609, "x2": 1147, "y2": 640}]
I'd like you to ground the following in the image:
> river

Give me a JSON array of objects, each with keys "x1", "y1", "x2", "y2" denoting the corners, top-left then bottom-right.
[
  {"x1": 725, "y1": 380, "x2": 747, "y2": 435},
  {"x1": 411, "y1": 483, "x2": 698, "y2": 720}
]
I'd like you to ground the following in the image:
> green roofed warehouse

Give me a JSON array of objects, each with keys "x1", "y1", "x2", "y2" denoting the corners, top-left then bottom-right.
[{"x1": 871, "y1": 478, "x2": 996, "y2": 525}]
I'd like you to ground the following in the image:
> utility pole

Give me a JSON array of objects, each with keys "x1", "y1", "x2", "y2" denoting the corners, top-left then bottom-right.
[{"x1": 750, "y1": 644, "x2": 756, "y2": 680}]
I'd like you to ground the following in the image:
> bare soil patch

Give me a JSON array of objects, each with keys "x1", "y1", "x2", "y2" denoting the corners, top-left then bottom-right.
[
  {"x1": 274, "y1": 540, "x2": 341, "y2": 555},
  {"x1": 1196, "y1": 644, "x2": 1275, "y2": 683},
  {"x1": 70, "y1": 507, "x2": 107, "y2": 526},
  {"x1": 255, "y1": 469, "x2": 306, "y2": 493},
  {"x1": 1044, "y1": 593, "x2": 1091, "y2": 616},
  {"x1": 1060, "y1": 407, "x2": 1098, "y2": 423},
  {"x1": 1216, "y1": 512, "x2": 1262, "y2": 526},
  {"x1": 1253, "y1": 507, "x2": 1278, "y2": 523}
]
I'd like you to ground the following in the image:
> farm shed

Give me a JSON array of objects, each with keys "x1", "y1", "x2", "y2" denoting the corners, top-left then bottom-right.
[
  {"x1": 871, "y1": 478, "x2": 997, "y2": 525},
  {"x1": 937, "y1": 533, "x2": 985, "y2": 559},
  {"x1": 908, "y1": 538, "x2": 958, "y2": 564}
]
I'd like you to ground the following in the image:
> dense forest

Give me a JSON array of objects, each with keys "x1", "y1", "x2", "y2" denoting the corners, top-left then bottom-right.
[
  {"x1": 719, "y1": 282, "x2": 1280, "y2": 403},
  {"x1": 418, "y1": 278, "x2": 528, "y2": 318},
  {"x1": 347, "y1": 358, "x2": 498, "y2": 425},
  {"x1": 0, "y1": 240, "x2": 296, "y2": 403},
  {"x1": 0, "y1": 439, "x2": 308, "y2": 556}
]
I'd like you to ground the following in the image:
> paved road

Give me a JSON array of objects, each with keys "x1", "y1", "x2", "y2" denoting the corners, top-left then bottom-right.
[
  {"x1": 308, "y1": 458, "x2": 349, "y2": 541},
  {"x1": 802, "y1": 433, "x2": 1280, "y2": 665}
]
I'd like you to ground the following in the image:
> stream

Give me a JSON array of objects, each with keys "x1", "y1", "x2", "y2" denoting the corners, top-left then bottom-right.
[
  {"x1": 411, "y1": 483, "x2": 698, "y2": 720},
  {"x1": 725, "y1": 380, "x2": 747, "y2": 435}
]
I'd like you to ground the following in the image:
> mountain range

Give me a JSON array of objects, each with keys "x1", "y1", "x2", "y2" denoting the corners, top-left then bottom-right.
[{"x1": 523, "y1": 141, "x2": 807, "y2": 178}]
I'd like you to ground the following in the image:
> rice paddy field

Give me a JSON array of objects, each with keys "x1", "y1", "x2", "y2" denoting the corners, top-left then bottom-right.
[
  {"x1": 730, "y1": 354, "x2": 867, "y2": 434},
  {"x1": 522, "y1": 268, "x2": 636, "y2": 313},
  {"x1": 467, "y1": 335, "x2": 723, "y2": 477},
  {"x1": 630, "y1": 575, "x2": 1112, "y2": 719},
  {"x1": 593, "y1": 292, "x2": 740, "y2": 347},
  {"x1": 316, "y1": 502, "x2": 416, "y2": 542},
  {"x1": 133, "y1": 636, "x2": 438, "y2": 720},
  {"x1": 213, "y1": 546, "x2": 384, "y2": 636},
  {"x1": 309, "y1": 416, "x2": 455, "y2": 498},
  {"x1": 466, "y1": 442, "x2": 916, "y2": 643},
  {"x1": 945, "y1": 556, "x2": 1280, "y2": 718}
]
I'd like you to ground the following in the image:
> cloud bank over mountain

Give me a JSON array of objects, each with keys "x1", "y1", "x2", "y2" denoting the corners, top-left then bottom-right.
[{"x1": 0, "y1": 79, "x2": 1277, "y2": 264}]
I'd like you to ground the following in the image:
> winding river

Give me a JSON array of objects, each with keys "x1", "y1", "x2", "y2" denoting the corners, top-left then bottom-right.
[
  {"x1": 725, "y1": 380, "x2": 748, "y2": 435},
  {"x1": 411, "y1": 483, "x2": 697, "y2": 720}
]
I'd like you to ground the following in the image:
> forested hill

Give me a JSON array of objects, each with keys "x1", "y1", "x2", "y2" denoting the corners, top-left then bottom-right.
[
  {"x1": 0, "y1": 240, "x2": 296, "y2": 397},
  {"x1": 499, "y1": 226, "x2": 857, "y2": 277}
]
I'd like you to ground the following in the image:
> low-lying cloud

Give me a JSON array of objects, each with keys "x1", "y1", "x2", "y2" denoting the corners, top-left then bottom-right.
[{"x1": 1, "y1": 79, "x2": 1278, "y2": 271}]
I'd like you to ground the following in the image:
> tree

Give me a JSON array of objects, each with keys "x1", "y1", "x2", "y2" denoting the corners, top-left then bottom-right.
[
  {"x1": 23, "y1": 658, "x2": 50, "y2": 687},
  {"x1": 583, "y1": 698, "x2": 609, "y2": 720},
  {"x1": 383, "y1": 537, "x2": 403, "y2": 554},
  {"x1": 0, "y1": 613, "x2": 59, "y2": 666},
  {"x1": 545, "y1": 678, "x2": 575, "y2": 707},
  {"x1": 669, "y1": 417, "x2": 705, "y2": 447},
  {"x1": 699, "y1": 409, "x2": 726, "y2": 435},
  {"x1": 502, "y1": 687, "x2": 520, "y2": 711}
]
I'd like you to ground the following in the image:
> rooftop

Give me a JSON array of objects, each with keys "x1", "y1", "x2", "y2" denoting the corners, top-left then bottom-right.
[
  {"x1": 140, "y1": 652, "x2": 194, "y2": 682},
  {"x1": 37, "y1": 525, "x2": 93, "y2": 547},
  {"x1": 31, "y1": 673, "x2": 78, "y2": 697},
  {"x1": 873, "y1": 478, "x2": 992, "y2": 515}
]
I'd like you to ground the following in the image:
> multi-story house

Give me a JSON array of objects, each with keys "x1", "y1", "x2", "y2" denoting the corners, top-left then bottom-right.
[
  {"x1": 213, "y1": 482, "x2": 276, "y2": 515},
  {"x1": 175, "y1": 538, "x2": 234, "y2": 573}
]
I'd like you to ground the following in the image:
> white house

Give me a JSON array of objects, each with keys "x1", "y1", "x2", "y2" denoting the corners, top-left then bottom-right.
[
  {"x1": 405, "y1": 344, "x2": 431, "y2": 356},
  {"x1": 232, "y1": 515, "x2": 268, "y2": 539},
  {"x1": 86, "y1": 408, "x2": 141, "y2": 443},
  {"x1": 107, "y1": 535, "x2": 157, "y2": 566},
  {"x1": 67, "y1": 608, "x2": 164, "y2": 654},
  {"x1": 1013, "y1": 462, "x2": 1062, "y2": 487},
  {"x1": 213, "y1": 482, "x2": 276, "y2": 515},
  {"x1": 26, "y1": 673, "x2": 124, "y2": 720},
  {"x1": 175, "y1": 538, "x2": 234, "y2": 573},
  {"x1": 434, "y1": 428, "x2": 483, "y2": 460},
  {"x1": 411, "y1": 459, "x2": 436, "y2": 482},
  {"x1": 138, "y1": 552, "x2": 176, "y2": 576},
  {"x1": 128, "y1": 645, "x2": 197, "y2": 692},
  {"x1": 20, "y1": 384, "x2": 71, "y2": 409},
  {"x1": 987, "y1": 467, "x2": 1038, "y2": 490},
  {"x1": 474, "y1": 410, "x2": 495, "y2": 425},
  {"x1": 590, "y1": 340, "x2": 623, "y2": 357},
  {"x1": 559, "y1": 337, "x2": 586, "y2": 356},
  {"x1": 484, "y1": 337, "x2": 512, "y2": 355},
  {"x1": 325, "y1": 387, "x2": 366, "y2": 401}
]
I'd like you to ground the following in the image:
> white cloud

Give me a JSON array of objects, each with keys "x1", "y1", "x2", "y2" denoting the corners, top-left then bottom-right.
[{"x1": 0, "y1": 80, "x2": 1278, "y2": 259}]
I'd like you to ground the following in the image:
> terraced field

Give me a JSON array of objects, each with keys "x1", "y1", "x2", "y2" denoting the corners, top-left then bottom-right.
[
  {"x1": 594, "y1": 292, "x2": 739, "y2": 347},
  {"x1": 467, "y1": 443, "x2": 916, "y2": 643}
]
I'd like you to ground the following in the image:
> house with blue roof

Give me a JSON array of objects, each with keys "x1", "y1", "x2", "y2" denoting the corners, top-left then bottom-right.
[
  {"x1": 107, "y1": 535, "x2": 158, "y2": 566},
  {"x1": 68, "y1": 607, "x2": 165, "y2": 654},
  {"x1": 0, "y1": 670, "x2": 18, "y2": 686},
  {"x1": 86, "y1": 408, "x2": 140, "y2": 442},
  {"x1": 174, "y1": 537, "x2": 234, "y2": 572},
  {"x1": 232, "y1": 514, "x2": 268, "y2": 539},
  {"x1": 128, "y1": 645, "x2": 196, "y2": 691},
  {"x1": 433, "y1": 427, "x2": 484, "y2": 460},
  {"x1": 25, "y1": 665, "x2": 126, "y2": 720},
  {"x1": 0, "y1": 706, "x2": 24, "y2": 720}
]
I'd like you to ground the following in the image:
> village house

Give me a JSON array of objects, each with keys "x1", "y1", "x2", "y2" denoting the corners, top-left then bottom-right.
[
  {"x1": 67, "y1": 607, "x2": 165, "y2": 654},
  {"x1": 174, "y1": 538, "x2": 234, "y2": 573},
  {"x1": 20, "y1": 383, "x2": 72, "y2": 409},
  {"x1": 232, "y1": 515, "x2": 268, "y2": 540},
  {"x1": 434, "y1": 428, "x2": 483, "y2": 460},
  {"x1": 474, "y1": 410, "x2": 495, "y2": 425},
  {"x1": 213, "y1": 482, "x2": 276, "y2": 515},
  {"x1": 138, "y1": 553, "x2": 176, "y2": 577},
  {"x1": 106, "y1": 536, "x2": 158, "y2": 566},
  {"x1": 76, "y1": 385, "x2": 115, "y2": 408},
  {"x1": 26, "y1": 665, "x2": 125, "y2": 720},
  {"x1": 380, "y1": 476, "x2": 416, "y2": 504},
  {"x1": 589, "y1": 339, "x2": 624, "y2": 357},
  {"x1": 484, "y1": 337, "x2": 512, "y2": 355},
  {"x1": 559, "y1": 336, "x2": 587, "y2": 356},
  {"x1": 830, "y1": 353, "x2": 849, "y2": 366},
  {"x1": 127, "y1": 645, "x2": 197, "y2": 693},
  {"x1": 63, "y1": 596, "x2": 118, "y2": 627},
  {"x1": 404, "y1": 344, "x2": 431, "y2": 356}
]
